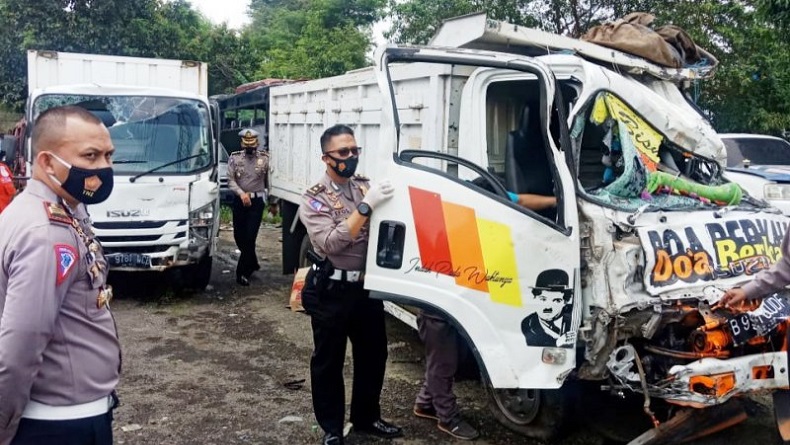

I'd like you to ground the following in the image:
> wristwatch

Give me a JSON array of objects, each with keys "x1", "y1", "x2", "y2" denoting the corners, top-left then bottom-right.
[{"x1": 357, "y1": 202, "x2": 372, "y2": 217}]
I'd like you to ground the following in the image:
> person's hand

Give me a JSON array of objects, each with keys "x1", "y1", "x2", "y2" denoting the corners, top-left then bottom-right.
[
  {"x1": 240, "y1": 193, "x2": 252, "y2": 207},
  {"x1": 720, "y1": 287, "x2": 748, "y2": 307},
  {"x1": 557, "y1": 332, "x2": 576, "y2": 347},
  {"x1": 362, "y1": 180, "x2": 394, "y2": 209}
]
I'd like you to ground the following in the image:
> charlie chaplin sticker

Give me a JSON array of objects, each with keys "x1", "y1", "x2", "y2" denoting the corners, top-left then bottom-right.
[{"x1": 521, "y1": 269, "x2": 575, "y2": 348}]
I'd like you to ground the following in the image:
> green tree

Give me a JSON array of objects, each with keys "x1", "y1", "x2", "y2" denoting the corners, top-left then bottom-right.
[
  {"x1": 248, "y1": 0, "x2": 384, "y2": 79},
  {"x1": 386, "y1": 0, "x2": 789, "y2": 136},
  {"x1": 0, "y1": 0, "x2": 256, "y2": 108}
]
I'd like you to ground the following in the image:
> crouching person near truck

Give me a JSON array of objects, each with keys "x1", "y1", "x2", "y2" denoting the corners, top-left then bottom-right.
[{"x1": 298, "y1": 124, "x2": 403, "y2": 445}]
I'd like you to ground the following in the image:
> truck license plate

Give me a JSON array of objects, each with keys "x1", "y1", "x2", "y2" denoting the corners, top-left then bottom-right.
[
  {"x1": 727, "y1": 294, "x2": 790, "y2": 345},
  {"x1": 107, "y1": 253, "x2": 151, "y2": 268}
]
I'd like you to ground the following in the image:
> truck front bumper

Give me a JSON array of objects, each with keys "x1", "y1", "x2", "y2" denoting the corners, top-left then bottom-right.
[
  {"x1": 105, "y1": 242, "x2": 210, "y2": 272},
  {"x1": 664, "y1": 352, "x2": 789, "y2": 407}
]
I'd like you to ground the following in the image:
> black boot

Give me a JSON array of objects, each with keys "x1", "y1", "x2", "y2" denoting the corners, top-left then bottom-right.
[{"x1": 322, "y1": 432, "x2": 343, "y2": 445}]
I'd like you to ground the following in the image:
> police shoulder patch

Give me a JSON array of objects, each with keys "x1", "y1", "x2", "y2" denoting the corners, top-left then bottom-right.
[
  {"x1": 44, "y1": 202, "x2": 72, "y2": 225},
  {"x1": 306, "y1": 184, "x2": 326, "y2": 196},
  {"x1": 55, "y1": 244, "x2": 79, "y2": 286},
  {"x1": 353, "y1": 174, "x2": 369, "y2": 181},
  {"x1": 307, "y1": 198, "x2": 328, "y2": 212}
]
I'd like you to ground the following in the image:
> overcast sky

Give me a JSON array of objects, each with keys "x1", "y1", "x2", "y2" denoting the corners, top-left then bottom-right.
[{"x1": 188, "y1": 0, "x2": 251, "y2": 29}]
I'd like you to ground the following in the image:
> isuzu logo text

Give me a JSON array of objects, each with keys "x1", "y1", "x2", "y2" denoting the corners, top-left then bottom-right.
[{"x1": 106, "y1": 209, "x2": 151, "y2": 217}]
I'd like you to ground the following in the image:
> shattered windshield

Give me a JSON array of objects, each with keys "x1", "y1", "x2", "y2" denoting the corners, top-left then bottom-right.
[
  {"x1": 574, "y1": 92, "x2": 748, "y2": 212},
  {"x1": 33, "y1": 94, "x2": 212, "y2": 175}
]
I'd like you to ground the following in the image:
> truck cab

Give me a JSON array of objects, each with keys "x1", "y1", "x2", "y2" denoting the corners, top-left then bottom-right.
[
  {"x1": 25, "y1": 51, "x2": 220, "y2": 291},
  {"x1": 269, "y1": 14, "x2": 788, "y2": 442}
]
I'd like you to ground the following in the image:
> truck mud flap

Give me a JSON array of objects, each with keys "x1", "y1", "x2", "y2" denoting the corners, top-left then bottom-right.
[
  {"x1": 774, "y1": 389, "x2": 790, "y2": 442},
  {"x1": 627, "y1": 399, "x2": 747, "y2": 445}
]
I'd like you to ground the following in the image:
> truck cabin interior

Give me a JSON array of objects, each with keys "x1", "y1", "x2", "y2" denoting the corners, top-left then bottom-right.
[
  {"x1": 36, "y1": 97, "x2": 209, "y2": 174},
  {"x1": 482, "y1": 78, "x2": 579, "y2": 224},
  {"x1": 479, "y1": 75, "x2": 736, "y2": 215},
  {"x1": 572, "y1": 92, "x2": 731, "y2": 211}
]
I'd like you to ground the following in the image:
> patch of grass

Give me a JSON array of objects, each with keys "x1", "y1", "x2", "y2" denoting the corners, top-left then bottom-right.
[
  {"x1": 219, "y1": 203, "x2": 282, "y2": 226},
  {"x1": 263, "y1": 204, "x2": 283, "y2": 225},
  {"x1": 220, "y1": 205, "x2": 232, "y2": 225}
]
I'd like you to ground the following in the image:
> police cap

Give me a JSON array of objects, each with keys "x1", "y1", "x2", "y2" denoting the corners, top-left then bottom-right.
[{"x1": 239, "y1": 129, "x2": 260, "y2": 148}]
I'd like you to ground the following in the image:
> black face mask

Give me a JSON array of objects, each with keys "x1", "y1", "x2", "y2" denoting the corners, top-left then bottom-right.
[
  {"x1": 244, "y1": 147, "x2": 256, "y2": 155},
  {"x1": 327, "y1": 154, "x2": 358, "y2": 178},
  {"x1": 49, "y1": 153, "x2": 114, "y2": 205}
]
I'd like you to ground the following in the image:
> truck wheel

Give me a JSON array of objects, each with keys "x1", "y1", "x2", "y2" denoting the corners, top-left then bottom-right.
[
  {"x1": 298, "y1": 232, "x2": 312, "y2": 268},
  {"x1": 184, "y1": 255, "x2": 213, "y2": 291},
  {"x1": 487, "y1": 385, "x2": 571, "y2": 442}
]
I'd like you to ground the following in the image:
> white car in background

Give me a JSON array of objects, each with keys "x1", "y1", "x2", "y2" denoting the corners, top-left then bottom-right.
[{"x1": 722, "y1": 133, "x2": 790, "y2": 215}]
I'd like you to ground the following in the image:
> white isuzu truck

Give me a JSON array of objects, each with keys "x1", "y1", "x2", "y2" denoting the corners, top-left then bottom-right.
[
  {"x1": 257, "y1": 14, "x2": 787, "y2": 444},
  {"x1": 25, "y1": 50, "x2": 220, "y2": 291}
]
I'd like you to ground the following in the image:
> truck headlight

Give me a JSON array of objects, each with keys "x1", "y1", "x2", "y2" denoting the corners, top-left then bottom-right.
[
  {"x1": 189, "y1": 202, "x2": 215, "y2": 241},
  {"x1": 764, "y1": 183, "x2": 790, "y2": 200}
]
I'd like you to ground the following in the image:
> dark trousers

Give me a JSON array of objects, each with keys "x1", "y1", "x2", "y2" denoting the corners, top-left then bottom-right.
[
  {"x1": 232, "y1": 195, "x2": 264, "y2": 278},
  {"x1": 11, "y1": 412, "x2": 113, "y2": 445},
  {"x1": 302, "y1": 270, "x2": 388, "y2": 435},
  {"x1": 415, "y1": 312, "x2": 460, "y2": 424}
]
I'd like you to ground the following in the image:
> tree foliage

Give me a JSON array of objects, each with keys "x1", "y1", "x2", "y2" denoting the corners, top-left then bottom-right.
[
  {"x1": 0, "y1": 0, "x2": 787, "y2": 136},
  {"x1": 0, "y1": 0, "x2": 260, "y2": 109},
  {"x1": 247, "y1": 0, "x2": 384, "y2": 79},
  {"x1": 387, "y1": 0, "x2": 790, "y2": 136}
]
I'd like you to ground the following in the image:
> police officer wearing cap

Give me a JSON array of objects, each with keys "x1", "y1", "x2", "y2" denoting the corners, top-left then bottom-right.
[
  {"x1": 0, "y1": 105, "x2": 120, "y2": 445},
  {"x1": 228, "y1": 128, "x2": 271, "y2": 286},
  {"x1": 298, "y1": 124, "x2": 402, "y2": 445}
]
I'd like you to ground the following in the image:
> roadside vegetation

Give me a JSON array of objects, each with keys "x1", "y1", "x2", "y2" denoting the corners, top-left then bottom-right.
[{"x1": 0, "y1": 0, "x2": 787, "y2": 136}]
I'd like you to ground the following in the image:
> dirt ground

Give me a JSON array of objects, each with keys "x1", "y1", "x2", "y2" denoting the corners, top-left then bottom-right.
[{"x1": 107, "y1": 223, "x2": 782, "y2": 445}]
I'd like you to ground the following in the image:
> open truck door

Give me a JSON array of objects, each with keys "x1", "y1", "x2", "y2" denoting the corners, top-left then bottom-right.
[{"x1": 364, "y1": 46, "x2": 581, "y2": 439}]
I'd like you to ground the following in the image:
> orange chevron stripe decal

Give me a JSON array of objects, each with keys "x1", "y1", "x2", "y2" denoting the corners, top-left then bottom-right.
[{"x1": 409, "y1": 186, "x2": 522, "y2": 306}]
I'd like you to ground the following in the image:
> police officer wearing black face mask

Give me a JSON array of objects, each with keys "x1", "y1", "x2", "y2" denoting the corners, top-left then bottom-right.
[
  {"x1": 227, "y1": 129, "x2": 271, "y2": 286},
  {"x1": 298, "y1": 124, "x2": 401, "y2": 445},
  {"x1": 0, "y1": 105, "x2": 121, "y2": 445}
]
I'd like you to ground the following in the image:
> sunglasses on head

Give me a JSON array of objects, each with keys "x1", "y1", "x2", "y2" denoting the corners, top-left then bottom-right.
[{"x1": 324, "y1": 147, "x2": 362, "y2": 157}]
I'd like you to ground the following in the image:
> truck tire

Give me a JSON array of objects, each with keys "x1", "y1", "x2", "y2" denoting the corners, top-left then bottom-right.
[
  {"x1": 298, "y1": 232, "x2": 312, "y2": 268},
  {"x1": 183, "y1": 255, "x2": 213, "y2": 291},
  {"x1": 487, "y1": 385, "x2": 571, "y2": 442}
]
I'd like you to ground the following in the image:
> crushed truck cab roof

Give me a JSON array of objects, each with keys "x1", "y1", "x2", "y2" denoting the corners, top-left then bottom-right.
[{"x1": 429, "y1": 12, "x2": 719, "y2": 82}]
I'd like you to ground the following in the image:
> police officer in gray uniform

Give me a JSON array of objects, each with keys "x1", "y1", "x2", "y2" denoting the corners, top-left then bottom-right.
[
  {"x1": 228, "y1": 129, "x2": 270, "y2": 286},
  {"x1": 298, "y1": 124, "x2": 402, "y2": 445},
  {"x1": 0, "y1": 106, "x2": 120, "y2": 445}
]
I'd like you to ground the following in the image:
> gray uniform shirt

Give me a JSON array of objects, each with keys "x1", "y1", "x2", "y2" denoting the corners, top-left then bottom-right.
[
  {"x1": 298, "y1": 173, "x2": 370, "y2": 271},
  {"x1": 227, "y1": 150, "x2": 270, "y2": 197},
  {"x1": 0, "y1": 180, "x2": 120, "y2": 444},
  {"x1": 743, "y1": 228, "x2": 790, "y2": 298}
]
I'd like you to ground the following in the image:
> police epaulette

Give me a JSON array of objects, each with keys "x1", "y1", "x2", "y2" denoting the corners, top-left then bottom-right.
[
  {"x1": 353, "y1": 174, "x2": 369, "y2": 181},
  {"x1": 230, "y1": 150, "x2": 244, "y2": 156},
  {"x1": 306, "y1": 184, "x2": 326, "y2": 196},
  {"x1": 44, "y1": 202, "x2": 72, "y2": 225}
]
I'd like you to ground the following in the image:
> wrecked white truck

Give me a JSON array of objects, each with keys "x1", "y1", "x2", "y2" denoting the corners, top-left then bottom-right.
[{"x1": 268, "y1": 13, "x2": 789, "y2": 443}]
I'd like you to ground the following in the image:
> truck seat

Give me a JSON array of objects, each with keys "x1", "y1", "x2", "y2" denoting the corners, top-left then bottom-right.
[{"x1": 505, "y1": 105, "x2": 557, "y2": 220}]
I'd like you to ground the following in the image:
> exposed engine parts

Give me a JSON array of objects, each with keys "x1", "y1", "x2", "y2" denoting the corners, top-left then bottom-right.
[{"x1": 601, "y1": 292, "x2": 790, "y2": 407}]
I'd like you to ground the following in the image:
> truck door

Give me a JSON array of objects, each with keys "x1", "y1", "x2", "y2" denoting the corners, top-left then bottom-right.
[{"x1": 365, "y1": 47, "x2": 581, "y2": 390}]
